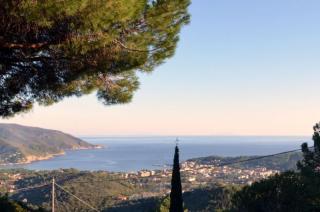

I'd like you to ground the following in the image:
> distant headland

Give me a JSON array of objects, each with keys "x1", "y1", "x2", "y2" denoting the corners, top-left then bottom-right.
[{"x1": 0, "y1": 123, "x2": 102, "y2": 165}]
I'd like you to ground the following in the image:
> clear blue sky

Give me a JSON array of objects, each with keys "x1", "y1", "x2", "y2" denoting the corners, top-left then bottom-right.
[{"x1": 2, "y1": 0, "x2": 320, "y2": 136}]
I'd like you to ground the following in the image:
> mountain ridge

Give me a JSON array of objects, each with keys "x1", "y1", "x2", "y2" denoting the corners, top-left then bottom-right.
[{"x1": 0, "y1": 123, "x2": 100, "y2": 164}]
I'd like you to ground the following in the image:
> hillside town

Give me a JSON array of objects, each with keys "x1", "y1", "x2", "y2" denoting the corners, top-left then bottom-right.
[
  {"x1": 117, "y1": 160, "x2": 280, "y2": 199},
  {"x1": 0, "y1": 159, "x2": 279, "y2": 200},
  {"x1": 130, "y1": 160, "x2": 278, "y2": 184}
]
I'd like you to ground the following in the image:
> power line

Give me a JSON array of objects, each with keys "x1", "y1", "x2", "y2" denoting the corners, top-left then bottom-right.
[
  {"x1": 64, "y1": 179, "x2": 131, "y2": 184},
  {"x1": 13, "y1": 173, "x2": 56, "y2": 193},
  {"x1": 217, "y1": 146, "x2": 314, "y2": 167},
  {"x1": 67, "y1": 179, "x2": 127, "y2": 183},
  {"x1": 9, "y1": 145, "x2": 315, "y2": 209},
  {"x1": 156, "y1": 147, "x2": 313, "y2": 168},
  {"x1": 11, "y1": 146, "x2": 313, "y2": 192},
  {"x1": 54, "y1": 182, "x2": 100, "y2": 212},
  {"x1": 13, "y1": 182, "x2": 51, "y2": 192},
  {"x1": 6, "y1": 145, "x2": 315, "y2": 212},
  {"x1": 53, "y1": 147, "x2": 315, "y2": 184},
  {"x1": 10, "y1": 178, "x2": 130, "y2": 194}
]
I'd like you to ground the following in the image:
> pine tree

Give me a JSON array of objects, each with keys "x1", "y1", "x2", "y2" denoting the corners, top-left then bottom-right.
[
  {"x1": 0, "y1": 0, "x2": 190, "y2": 117},
  {"x1": 169, "y1": 145, "x2": 183, "y2": 212}
]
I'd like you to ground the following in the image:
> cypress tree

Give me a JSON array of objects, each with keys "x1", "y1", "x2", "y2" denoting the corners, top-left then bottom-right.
[{"x1": 169, "y1": 145, "x2": 183, "y2": 212}]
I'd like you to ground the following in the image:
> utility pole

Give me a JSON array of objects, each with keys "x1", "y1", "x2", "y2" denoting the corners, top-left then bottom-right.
[{"x1": 52, "y1": 177, "x2": 55, "y2": 212}]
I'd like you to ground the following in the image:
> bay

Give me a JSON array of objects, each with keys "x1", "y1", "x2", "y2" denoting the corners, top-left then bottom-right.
[{"x1": 3, "y1": 136, "x2": 311, "y2": 172}]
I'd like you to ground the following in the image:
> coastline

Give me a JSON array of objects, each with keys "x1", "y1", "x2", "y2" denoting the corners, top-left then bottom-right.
[{"x1": 0, "y1": 145, "x2": 104, "y2": 167}]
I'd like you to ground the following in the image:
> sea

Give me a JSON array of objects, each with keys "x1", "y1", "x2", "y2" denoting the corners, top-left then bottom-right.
[{"x1": 2, "y1": 136, "x2": 312, "y2": 172}]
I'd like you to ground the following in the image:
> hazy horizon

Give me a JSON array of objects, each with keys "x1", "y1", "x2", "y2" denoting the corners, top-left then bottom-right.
[{"x1": 0, "y1": 121, "x2": 315, "y2": 137}]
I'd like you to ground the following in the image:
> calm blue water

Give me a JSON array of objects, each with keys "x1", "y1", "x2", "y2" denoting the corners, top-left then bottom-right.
[{"x1": 3, "y1": 136, "x2": 311, "y2": 172}]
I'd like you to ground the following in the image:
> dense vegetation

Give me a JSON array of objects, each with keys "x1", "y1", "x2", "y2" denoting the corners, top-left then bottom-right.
[
  {"x1": 107, "y1": 185, "x2": 237, "y2": 212},
  {"x1": 229, "y1": 171, "x2": 320, "y2": 212},
  {"x1": 0, "y1": 0, "x2": 190, "y2": 117},
  {"x1": 9, "y1": 169, "x2": 142, "y2": 211},
  {"x1": 0, "y1": 123, "x2": 96, "y2": 164},
  {"x1": 227, "y1": 123, "x2": 320, "y2": 212},
  {"x1": 0, "y1": 195, "x2": 45, "y2": 212},
  {"x1": 1, "y1": 168, "x2": 237, "y2": 212}
]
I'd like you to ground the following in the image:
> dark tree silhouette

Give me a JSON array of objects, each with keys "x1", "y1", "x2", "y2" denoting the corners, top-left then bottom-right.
[
  {"x1": 169, "y1": 145, "x2": 183, "y2": 212},
  {"x1": 229, "y1": 123, "x2": 320, "y2": 212},
  {"x1": 297, "y1": 122, "x2": 320, "y2": 174},
  {"x1": 0, "y1": 194, "x2": 45, "y2": 212},
  {"x1": 0, "y1": 0, "x2": 190, "y2": 117}
]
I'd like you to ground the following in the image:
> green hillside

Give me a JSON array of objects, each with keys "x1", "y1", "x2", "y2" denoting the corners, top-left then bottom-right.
[
  {"x1": 4, "y1": 169, "x2": 235, "y2": 212},
  {"x1": 8, "y1": 169, "x2": 142, "y2": 211},
  {"x1": 0, "y1": 124, "x2": 97, "y2": 164}
]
